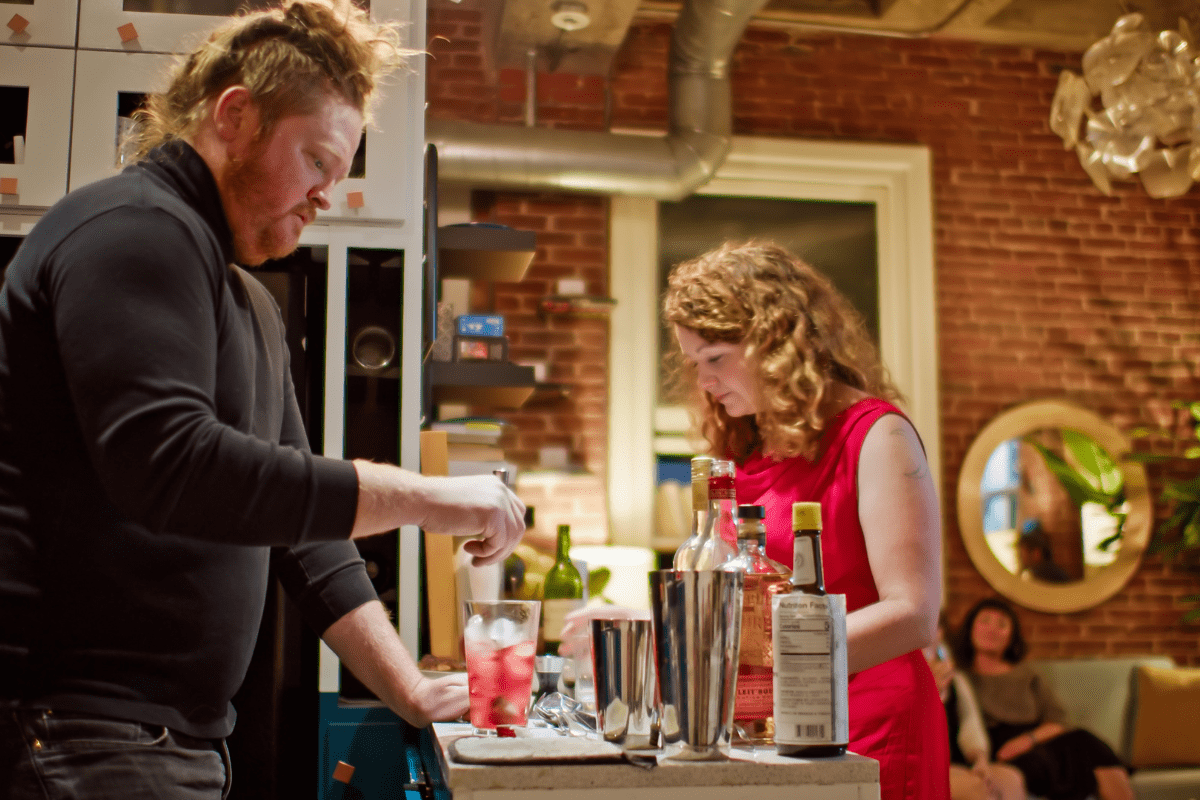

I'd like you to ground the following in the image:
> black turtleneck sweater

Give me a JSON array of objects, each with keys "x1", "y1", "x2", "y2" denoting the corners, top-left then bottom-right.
[{"x1": 0, "y1": 141, "x2": 375, "y2": 738}]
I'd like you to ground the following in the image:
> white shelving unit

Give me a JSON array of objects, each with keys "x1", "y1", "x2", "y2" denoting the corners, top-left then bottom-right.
[
  {"x1": 68, "y1": 49, "x2": 175, "y2": 191},
  {"x1": 5, "y1": 0, "x2": 420, "y2": 224},
  {"x1": 0, "y1": 47, "x2": 74, "y2": 207},
  {"x1": 2, "y1": 0, "x2": 79, "y2": 47}
]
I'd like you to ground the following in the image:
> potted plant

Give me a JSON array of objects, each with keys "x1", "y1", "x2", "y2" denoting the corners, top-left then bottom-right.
[
  {"x1": 1127, "y1": 399, "x2": 1200, "y2": 623},
  {"x1": 1022, "y1": 428, "x2": 1129, "y2": 550}
]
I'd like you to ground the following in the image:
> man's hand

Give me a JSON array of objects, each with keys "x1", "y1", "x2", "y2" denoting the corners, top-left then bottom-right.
[
  {"x1": 351, "y1": 461, "x2": 526, "y2": 566},
  {"x1": 419, "y1": 474, "x2": 525, "y2": 566},
  {"x1": 324, "y1": 601, "x2": 471, "y2": 728},
  {"x1": 406, "y1": 672, "x2": 470, "y2": 728}
]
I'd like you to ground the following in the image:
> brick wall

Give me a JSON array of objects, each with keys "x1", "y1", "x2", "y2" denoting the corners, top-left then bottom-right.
[
  {"x1": 427, "y1": 3, "x2": 1200, "y2": 666},
  {"x1": 428, "y1": 3, "x2": 613, "y2": 542}
]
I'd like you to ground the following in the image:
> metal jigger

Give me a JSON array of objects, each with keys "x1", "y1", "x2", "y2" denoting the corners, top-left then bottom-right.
[{"x1": 534, "y1": 655, "x2": 565, "y2": 703}]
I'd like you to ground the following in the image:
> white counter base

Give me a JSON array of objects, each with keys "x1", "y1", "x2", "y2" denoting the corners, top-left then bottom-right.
[{"x1": 432, "y1": 723, "x2": 880, "y2": 800}]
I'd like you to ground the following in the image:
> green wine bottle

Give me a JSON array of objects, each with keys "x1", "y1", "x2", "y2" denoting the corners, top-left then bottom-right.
[{"x1": 541, "y1": 524, "x2": 584, "y2": 656}]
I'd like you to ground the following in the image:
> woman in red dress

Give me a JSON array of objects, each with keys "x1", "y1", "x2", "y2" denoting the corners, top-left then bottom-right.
[{"x1": 662, "y1": 240, "x2": 949, "y2": 800}]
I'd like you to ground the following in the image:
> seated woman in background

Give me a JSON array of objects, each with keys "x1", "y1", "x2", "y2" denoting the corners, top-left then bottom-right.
[
  {"x1": 926, "y1": 614, "x2": 1025, "y2": 800},
  {"x1": 954, "y1": 597, "x2": 1134, "y2": 800}
]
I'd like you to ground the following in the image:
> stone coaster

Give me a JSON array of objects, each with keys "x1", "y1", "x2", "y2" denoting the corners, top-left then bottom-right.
[{"x1": 450, "y1": 735, "x2": 627, "y2": 765}]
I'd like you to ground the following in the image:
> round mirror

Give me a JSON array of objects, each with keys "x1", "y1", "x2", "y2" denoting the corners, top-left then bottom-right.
[{"x1": 956, "y1": 399, "x2": 1151, "y2": 613}]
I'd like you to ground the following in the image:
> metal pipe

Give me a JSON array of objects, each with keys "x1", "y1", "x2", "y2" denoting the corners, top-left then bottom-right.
[
  {"x1": 524, "y1": 48, "x2": 538, "y2": 127},
  {"x1": 638, "y1": 0, "x2": 977, "y2": 40},
  {"x1": 426, "y1": 0, "x2": 771, "y2": 200}
]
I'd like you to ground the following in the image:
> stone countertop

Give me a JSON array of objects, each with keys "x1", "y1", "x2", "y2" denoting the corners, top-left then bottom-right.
[{"x1": 431, "y1": 724, "x2": 879, "y2": 793}]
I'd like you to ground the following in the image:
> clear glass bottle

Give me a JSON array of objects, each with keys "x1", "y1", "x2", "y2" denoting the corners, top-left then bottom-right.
[
  {"x1": 541, "y1": 523, "x2": 584, "y2": 656},
  {"x1": 692, "y1": 458, "x2": 738, "y2": 570},
  {"x1": 721, "y1": 504, "x2": 792, "y2": 745},
  {"x1": 774, "y1": 501, "x2": 847, "y2": 757},
  {"x1": 672, "y1": 456, "x2": 712, "y2": 569}
]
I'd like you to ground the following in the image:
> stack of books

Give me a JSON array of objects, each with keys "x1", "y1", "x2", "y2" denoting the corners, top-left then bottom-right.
[{"x1": 429, "y1": 418, "x2": 517, "y2": 482}]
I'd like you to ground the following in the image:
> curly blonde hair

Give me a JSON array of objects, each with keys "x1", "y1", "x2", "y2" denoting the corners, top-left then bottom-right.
[
  {"x1": 131, "y1": 0, "x2": 410, "y2": 160},
  {"x1": 662, "y1": 240, "x2": 902, "y2": 462}
]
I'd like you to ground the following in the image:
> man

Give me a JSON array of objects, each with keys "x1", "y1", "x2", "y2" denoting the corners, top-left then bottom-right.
[{"x1": 0, "y1": 1, "x2": 524, "y2": 797}]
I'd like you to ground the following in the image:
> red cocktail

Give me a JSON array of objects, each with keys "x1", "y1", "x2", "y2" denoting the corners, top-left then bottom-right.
[
  {"x1": 464, "y1": 600, "x2": 540, "y2": 733},
  {"x1": 465, "y1": 638, "x2": 537, "y2": 728}
]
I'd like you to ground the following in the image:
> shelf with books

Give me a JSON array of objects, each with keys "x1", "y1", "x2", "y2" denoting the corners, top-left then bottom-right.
[
  {"x1": 431, "y1": 420, "x2": 516, "y2": 481},
  {"x1": 420, "y1": 148, "x2": 542, "y2": 672},
  {"x1": 422, "y1": 148, "x2": 540, "y2": 421},
  {"x1": 428, "y1": 416, "x2": 510, "y2": 440}
]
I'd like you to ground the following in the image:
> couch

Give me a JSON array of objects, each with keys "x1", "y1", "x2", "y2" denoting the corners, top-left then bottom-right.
[{"x1": 1030, "y1": 656, "x2": 1200, "y2": 800}]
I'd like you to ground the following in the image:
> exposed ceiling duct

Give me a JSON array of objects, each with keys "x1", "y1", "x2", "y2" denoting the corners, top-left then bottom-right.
[
  {"x1": 425, "y1": 0, "x2": 772, "y2": 200},
  {"x1": 427, "y1": 0, "x2": 1200, "y2": 198}
]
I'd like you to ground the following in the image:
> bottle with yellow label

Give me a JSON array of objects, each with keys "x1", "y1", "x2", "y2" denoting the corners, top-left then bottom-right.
[{"x1": 773, "y1": 501, "x2": 849, "y2": 757}]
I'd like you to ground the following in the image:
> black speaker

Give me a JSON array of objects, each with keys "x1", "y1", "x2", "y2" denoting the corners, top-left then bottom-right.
[
  {"x1": 339, "y1": 247, "x2": 404, "y2": 702},
  {"x1": 344, "y1": 247, "x2": 403, "y2": 464}
]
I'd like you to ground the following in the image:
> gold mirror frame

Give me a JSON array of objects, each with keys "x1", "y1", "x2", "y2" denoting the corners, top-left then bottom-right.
[{"x1": 956, "y1": 399, "x2": 1151, "y2": 613}]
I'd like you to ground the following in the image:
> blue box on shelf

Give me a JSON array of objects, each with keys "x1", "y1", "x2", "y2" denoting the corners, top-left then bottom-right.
[{"x1": 456, "y1": 314, "x2": 505, "y2": 338}]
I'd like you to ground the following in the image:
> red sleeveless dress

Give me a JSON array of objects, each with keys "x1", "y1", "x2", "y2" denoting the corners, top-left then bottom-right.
[{"x1": 735, "y1": 398, "x2": 950, "y2": 800}]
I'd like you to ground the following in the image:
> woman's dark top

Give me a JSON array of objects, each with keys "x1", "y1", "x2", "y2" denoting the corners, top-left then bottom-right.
[{"x1": 0, "y1": 141, "x2": 373, "y2": 738}]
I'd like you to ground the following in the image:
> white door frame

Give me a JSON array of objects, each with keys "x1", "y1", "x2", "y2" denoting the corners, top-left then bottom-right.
[{"x1": 607, "y1": 136, "x2": 939, "y2": 550}]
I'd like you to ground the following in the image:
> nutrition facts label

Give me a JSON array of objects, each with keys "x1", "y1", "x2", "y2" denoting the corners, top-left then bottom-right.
[{"x1": 772, "y1": 594, "x2": 848, "y2": 746}]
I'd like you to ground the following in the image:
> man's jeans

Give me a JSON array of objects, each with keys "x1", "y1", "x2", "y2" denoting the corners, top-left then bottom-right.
[{"x1": 1, "y1": 709, "x2": 231, "y2": 799}]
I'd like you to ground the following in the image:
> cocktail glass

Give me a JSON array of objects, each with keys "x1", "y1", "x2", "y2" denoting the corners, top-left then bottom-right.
[{"x1": 464, "y1": 600, "x2": 541, "y2": 735}]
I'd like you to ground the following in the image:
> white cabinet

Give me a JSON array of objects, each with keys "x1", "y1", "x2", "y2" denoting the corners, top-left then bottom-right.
[
  {"x1": 77, "y1": 0, "x2": 253, "y2": 53},
  {"x1": 68, "y1": 49, "x2": 174, "y2": 192},
  {"x1": 2, "y1": 0, "x2": 78, "y2": 48},
  {"x1": 76, "y1": 0, "x2": 416, "y2": 53},
  {"x1": 300, "y1": 222, "x2": 428, "y2": 693},
  {"x1": 39, "y1": 0, "x2": 420, "y2": 221},
  {"x1": 0, "y1": 46, "x2": 74, "y2": 207},
  {"x1": 328, "y1": 66, "x2": 419, "y2": 223},
  {"x1": 312, "y1": 0, "x2": 421, "y2": 223}
]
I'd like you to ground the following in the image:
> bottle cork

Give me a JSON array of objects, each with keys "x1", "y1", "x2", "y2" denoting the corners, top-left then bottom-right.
[{"x1": 792, "y1": 501, "x2": 822, "y2": 530}]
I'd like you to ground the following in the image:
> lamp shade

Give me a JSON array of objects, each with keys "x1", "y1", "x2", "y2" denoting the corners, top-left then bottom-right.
[{"x1": 570, "y1": 545, "x2": 656, "y2": 611}]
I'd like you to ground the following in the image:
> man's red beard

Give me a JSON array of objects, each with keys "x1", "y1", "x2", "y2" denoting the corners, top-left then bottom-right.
[{"x1": 223, "y1": 140, "x2": 315, "y2": 266}]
